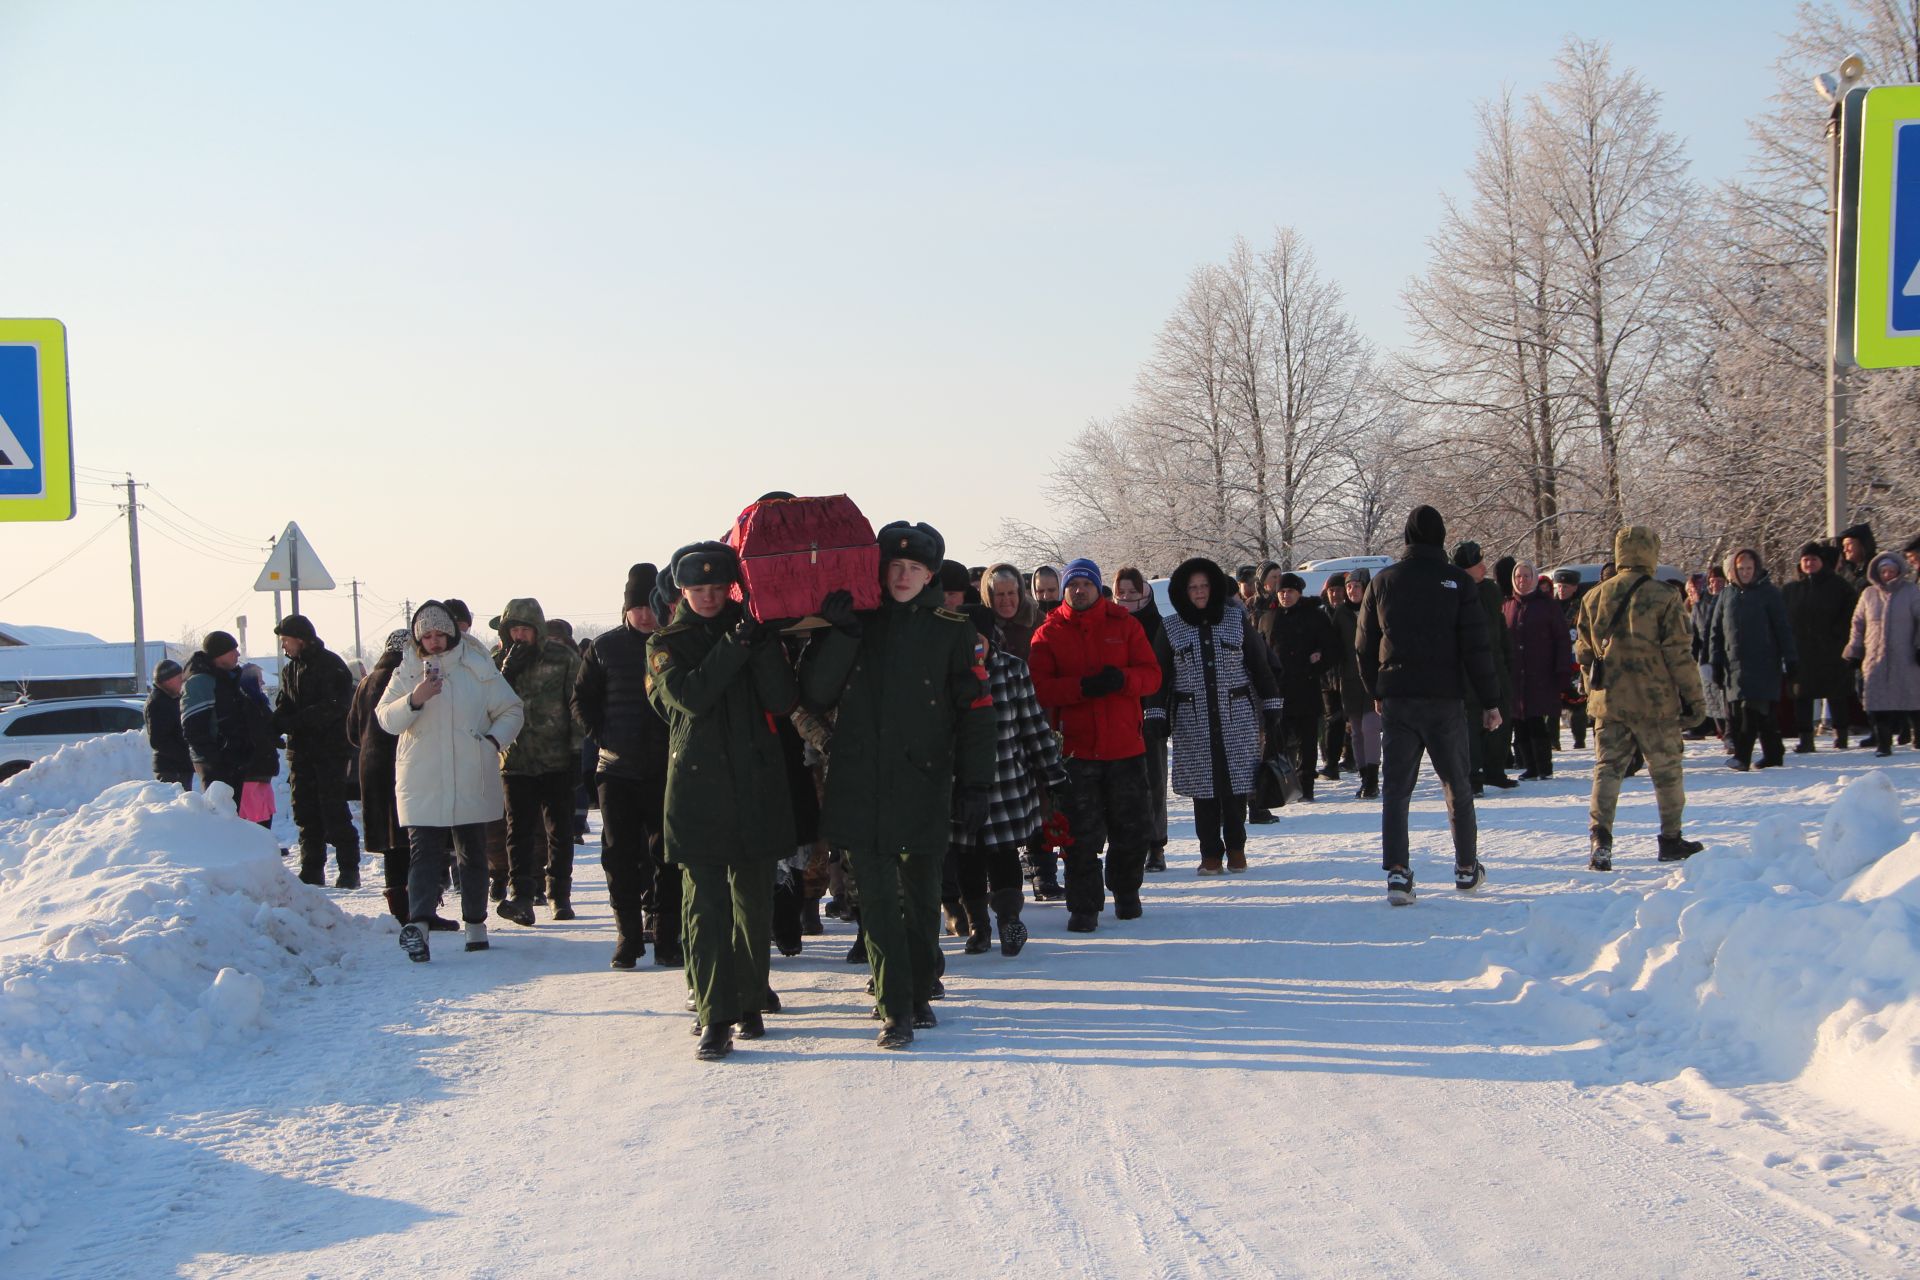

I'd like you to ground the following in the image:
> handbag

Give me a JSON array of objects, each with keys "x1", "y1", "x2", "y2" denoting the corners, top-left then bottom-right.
[{"x1": 1251, "y1": 744, "x2": 1304, "y2": 810}]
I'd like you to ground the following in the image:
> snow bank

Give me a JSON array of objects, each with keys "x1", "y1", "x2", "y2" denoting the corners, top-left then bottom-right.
[
  {"x1": 0, "y1": 735, "x2": 371, "y2": 1252},
  {"x1": 1500, "y1": 771, "x2": 1920, "y2": 1140},
  {"x1": 0, "y1": 730, "x2": 151, "y2": 817}
]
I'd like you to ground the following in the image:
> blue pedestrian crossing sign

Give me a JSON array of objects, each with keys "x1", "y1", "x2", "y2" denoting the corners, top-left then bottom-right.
[
  {"x1": 0, "y1": 319, "x2": 75, "y2": 522},
  {"x1": 1853, "y1": 88, "x2": 1920, "y2": 367}
]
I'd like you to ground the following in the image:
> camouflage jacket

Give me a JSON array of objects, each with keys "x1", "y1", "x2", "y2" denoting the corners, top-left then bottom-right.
[
  {"x1": 1574, "y1": 527, "x2": 1704, "y2": 724},
  {"x1": 494, "y1": 597, "x2": 584, "y2": 776}
]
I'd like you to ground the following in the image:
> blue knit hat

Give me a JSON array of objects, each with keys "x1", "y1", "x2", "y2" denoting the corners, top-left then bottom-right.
[{"x1": 1061, "y1": 558, "x2": 1102, "y2": 591}]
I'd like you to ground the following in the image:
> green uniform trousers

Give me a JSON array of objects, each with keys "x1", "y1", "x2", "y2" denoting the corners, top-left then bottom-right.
[
  {"x1": 848, "y1": 846, "x2": 945, "y2": 1023},
  {"x1": 680, "y1": 861, "x2": 773, "y2": 1028},
  {"x1": 1589, "y1": 718, "x2": 1685, "y2": 839}
]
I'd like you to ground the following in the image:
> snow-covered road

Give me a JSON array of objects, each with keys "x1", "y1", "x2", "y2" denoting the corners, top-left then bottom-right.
[{"x1": 6, "y1": 736, "x2": 1919, "y2": 1278}]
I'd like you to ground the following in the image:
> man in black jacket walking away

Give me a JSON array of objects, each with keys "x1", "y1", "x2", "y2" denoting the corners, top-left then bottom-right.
[
  {"x1": 1357, "y1": 506, "x2": 1502, "y2": 905},
  {"x1": 273, "y1": 615, "x2": 362, "y2": 888}
]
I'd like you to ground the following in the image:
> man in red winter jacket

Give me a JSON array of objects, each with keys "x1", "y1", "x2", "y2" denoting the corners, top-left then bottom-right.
[{"x1": 1030, "y1": 558, "x2": 1163, "y2": 931}]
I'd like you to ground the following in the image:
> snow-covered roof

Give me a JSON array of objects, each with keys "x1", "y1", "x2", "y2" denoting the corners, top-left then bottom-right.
[
  {"x1": 0, "y1": 622, "x2": 107, "y2": 646},
  {"x1": 0, "y1": 641, "x2": 186, "y2": 682}
]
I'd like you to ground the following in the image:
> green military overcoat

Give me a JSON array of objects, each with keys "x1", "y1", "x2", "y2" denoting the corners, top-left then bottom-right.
[
  {"x1": 646, "y1": 601, "x2": 799, "y2": 866},
  {"x1": 801, "y1": 583, "x2": 996, "y2": 857}
]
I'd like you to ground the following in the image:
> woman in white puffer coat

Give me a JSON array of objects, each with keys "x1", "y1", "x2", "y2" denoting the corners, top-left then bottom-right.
[{"x1": 377, "y1": 600, "x2": 524, "y2": 961}]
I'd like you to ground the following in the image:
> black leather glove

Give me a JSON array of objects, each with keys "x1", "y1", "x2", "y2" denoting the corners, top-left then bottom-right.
[
  {"x1": 500, "y1": 641, "x2": 537, "y2": 684},
  {"x1": 1143, "y1": 715, "x2": 1171, "y2": 741},
  {"x1": 818, "y1": 589, "x2": 861, "y2": 634},
  {"x1": 731, "y1": 611, "x2": 764, "y2": 647},
  {"x1": 961, "y1": 784, "x2": 992, "y2": 834},
  {"x1": 1080, "y1": 665, "x2": 1125, "y2": 698}
]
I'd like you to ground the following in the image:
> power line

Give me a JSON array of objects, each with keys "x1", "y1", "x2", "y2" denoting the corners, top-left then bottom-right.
[
  {"x1": 142, "y1": 487, "x2": 271, "y2": 550},
  {"x1": 140, "y1": 517, "x2": 262, "y2": 566},
  {"x1": 140, "y1": 507, "x2": 267, "y2": 564},
  {"x1": 0, "y1": 513, "x2": 123, "y2": 605}
]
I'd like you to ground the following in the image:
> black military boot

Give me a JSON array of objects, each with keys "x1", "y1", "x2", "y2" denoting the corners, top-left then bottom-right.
[
  {"x1": 1144, "y1": 845, "x2": 1167, "y2": 872},
  {"x1": 334, "y1": 860, "x2": 360, "y2": 890},
  {"x1": 1356, "y1": 764, "x2": 1380, "y2": 800},
  {"x1": 1588, "y1": 826, "x2": 1613, "y2": 873},
  {"x1": 736, "y1": 1009, "x2": 766, "y2": 1040},
  {"x1": 1657, "y1": 834, "x2": 1705, "y2": 862},
  {"x1": 549, "y1": 889, "x2": 575, "y2": 922},
  {"x1": 963, "y1": 897, "x2": 993, "y2": 954},
  {"x1": 800, "y1": 897, "x2": 824, "y2": 935},
  {"x1": 845, "y1": 926, "x2": 868, "y2": 964},
  {"x1": 298, "y1": 849, "x2": 327, "y2": 887},
  {"x1": 991, "y1": 888, "x2": 1027, "y2": 957},
  {"x1": 695, "y1": 1023, "x2": 733, "y2": 1061},
  {"x1": 876, "y1": 1019, "x2": 914, "y2": 1050},
  {"x1": 912, "y1": 1001, "x2": 937, "y2": 1029}
]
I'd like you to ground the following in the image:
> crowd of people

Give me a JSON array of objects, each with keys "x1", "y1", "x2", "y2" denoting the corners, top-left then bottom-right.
[{"x1": 138, "y1": 502, "x2": 1920, "y2": 1059}]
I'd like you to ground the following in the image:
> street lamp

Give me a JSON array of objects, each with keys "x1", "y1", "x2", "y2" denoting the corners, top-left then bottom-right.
[{"x1": 1818, "y1": 56, "x2": 1866, "y2": 539}]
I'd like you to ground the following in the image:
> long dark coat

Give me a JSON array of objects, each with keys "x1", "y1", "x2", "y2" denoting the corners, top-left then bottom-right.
[
  {"x1": 799, "y1": 583, "x2": 996, "y2": 858},
  {"x1": 646, "y1": 600, "x2": 799, "y2": 867},
  {"x1": 1256, "y1": 599, "x2": 1334, "y2": 707},
  {"x1": 1710, "y1": 554, "x2": 1798, "y2": 702},
  {"x1": 1783, "y1": 567, "x2": 1858, "y2": 701},
  {"x1": 1503, "y1": 590, "x2": 1575, "y2": 719},
  {"x1": 347, "y1": 650, "x2": 405, "y2": 853}
]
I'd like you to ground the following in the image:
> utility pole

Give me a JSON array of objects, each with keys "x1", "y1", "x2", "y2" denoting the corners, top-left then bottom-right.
[
  {"x1": 1827, "y1": 99, "x2": 1851, "y2": 538},
  {"x1": 125, "y1": 475, "x2": 146, "y2": 693},
  {"x1": 350, "y1": 578, "x2": 363, "y2": 661}
]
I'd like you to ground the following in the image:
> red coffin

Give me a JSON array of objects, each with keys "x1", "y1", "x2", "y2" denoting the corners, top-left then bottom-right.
[{"x1": 726, "y1": 494, "x2": 882, "y2": 624}]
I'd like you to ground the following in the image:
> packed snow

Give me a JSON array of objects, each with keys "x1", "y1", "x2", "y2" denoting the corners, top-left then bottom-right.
[{"x1": 2, "y1": 731, "x2": 1918, "y2": 1276}]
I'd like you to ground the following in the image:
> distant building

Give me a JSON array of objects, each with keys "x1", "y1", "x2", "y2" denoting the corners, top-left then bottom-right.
[{"x1": 0, "y1": 623, "x2": 186, "y2": 700}]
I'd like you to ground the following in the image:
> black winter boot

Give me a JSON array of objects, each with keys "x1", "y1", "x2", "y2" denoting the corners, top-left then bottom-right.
[
  {"x1": 550, "y1": 892, "x2": 575, "y2": 921},
  {"x1": 991, "y1": 888, "x2": 1027, "y2": 957},
  {"x1": 1657, "y1": 833, "x2": 1704, "y2": 862},
  {"x1": 801, "y1": 897, "x2": 824, "y2": 935},
  {"x1": 1588, "y1": 826, "x2": 1612, "y2": 872},
  {"x1": 695, "y1": 1023, "x2": 733, "y2": 1061},
  {"x1": 876, "y1": 1019, "x2": 913, "y2": 1050},
  {"x1": 963, "y1": 897, "x2": 993, "y2": 954},
  {"x1": 1356, "y1": 764, "x2": 1379, "y2": 800},
  {"x1": 941, "y1": 898, "x2": 967, "y2": 937},
  {"x1": 845, "y1": 927, "x2": 868, "y2": 964},
  {"x1": 383, "y1": 888, "x2": 408, "y2": 925},
  {"x1": 334, "y1": 862, "x2": 360, "y2": 890},
  {"x1": 1145, "y1": 845, "x2": 1167, "y2": 872},
  {"x1": 772, "y1": 881, "x2": 803, "y2": 956}
]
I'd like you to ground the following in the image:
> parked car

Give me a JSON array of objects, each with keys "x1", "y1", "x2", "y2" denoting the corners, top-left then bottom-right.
[
  {"x1": 0, "y1": 695, "x2": 148, "y2": 780},
  {"x1": 1550, "y1": 561, "x2": 1686, "y2": 587}
]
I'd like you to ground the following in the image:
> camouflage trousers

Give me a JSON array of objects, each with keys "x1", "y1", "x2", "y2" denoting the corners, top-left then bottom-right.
[{"x1": 1589, "y1": 717, "x2": 1685, "y2": 838}]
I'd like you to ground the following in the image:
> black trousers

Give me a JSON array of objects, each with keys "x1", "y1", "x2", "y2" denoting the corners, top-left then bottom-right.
[
  {"x1": 1380, "y1": 697, "x2": 1477, "y2": 873},
  {"x1": 1193, "y1": 794, "x2": 1247, "y2": 859},
  {"x1": 947, "y1": 841, "x2": 1025, "y2": 900},
  {"x1": 289, "y1": 753, "x2": 359, "y2": 878},
  {"x1": 505, "y1": 771, "x2": 575, "y2": 899},
  {"x1": 599, "y1": 773, "x2": 670, "y2": 958},
  {"x1": 1513, "y1": 715, "x2": 1554, "y2": 776},
  {"x1": 407, "y1": 824, "x2": 488, "y2": 924},
  {"x1": 1062, "y1": 755, "x2": 1151, "y2": 916},
  {"x1": 1282, "y1": 710, "x2": 1321, "y2": 798},
  {"x1": 1730, "y1": 699, "x2": 1784, "y2": 766},
  {"x1": 1321, "y1": 690, "x2": 1347, "y2": 770}
]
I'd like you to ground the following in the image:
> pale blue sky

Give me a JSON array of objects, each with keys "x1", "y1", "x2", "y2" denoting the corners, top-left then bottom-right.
[{"x1": 2, "y1": 1, "x2": 1805, "y2": 650}]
